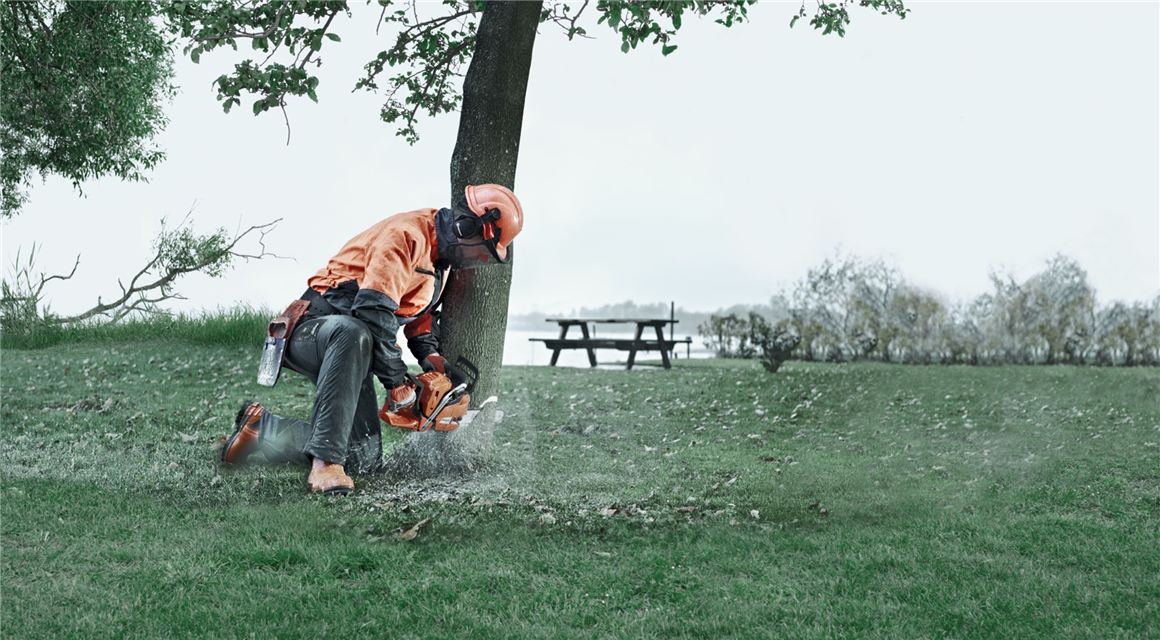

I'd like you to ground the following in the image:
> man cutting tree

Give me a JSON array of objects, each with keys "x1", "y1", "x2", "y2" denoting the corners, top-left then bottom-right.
[{"x1": 220, "y1": 184, "x2": 525, "y2": 495}]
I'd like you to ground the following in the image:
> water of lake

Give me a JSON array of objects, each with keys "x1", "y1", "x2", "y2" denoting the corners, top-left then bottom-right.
[{"x1": 397, "y1": 328, "x2": 710, "y2": 368}]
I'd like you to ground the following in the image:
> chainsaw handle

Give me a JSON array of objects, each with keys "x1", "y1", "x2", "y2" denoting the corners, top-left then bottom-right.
[{"x1": 452, "y1": 356, "x2": 479, "y2": 393}]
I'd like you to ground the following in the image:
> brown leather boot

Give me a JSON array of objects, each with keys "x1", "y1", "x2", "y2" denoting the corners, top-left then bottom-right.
[
  {"x1": 222, "y1": 401, "x2": 263, "y2": 464},
  {"x1": 307, "y1": 458, "x2": 354, "y2": 496}
]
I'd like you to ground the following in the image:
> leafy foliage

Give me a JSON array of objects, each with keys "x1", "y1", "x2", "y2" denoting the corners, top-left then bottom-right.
[
  {"x1": 356, "y1": 1, "x2": 479, "y2": 144},
  {"x1": 698, "y1": 254, "x2": 1160, "y2": 367},
  {"x1": 164, "y1": 1, "x2": 348, "y2": 121},
  {"x1": 748, "y1": 312, "x2": 800, "y2": 372},
  {"x1": 591, "y1": 0, "x2": 757, "y2": 55},
  {"x1": 0, "y1": 0, "x2": 175, "y2": 217},
  {"x1": 698, "y1": 311, "x2": 800, "y2": 372},
  {"x1": 791, "y1": 0, "x2": 910, "y2": 36},
  {"x1": 698, "y1": 312, "x2": 755, "y2": 358},
  {"x1": 154, "y1": 220, "x2": 233, "y2": 279}
]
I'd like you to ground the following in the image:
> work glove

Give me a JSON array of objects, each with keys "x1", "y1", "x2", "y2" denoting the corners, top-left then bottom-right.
[
  {"x1": 421, "y1": 353, "x2": 471, "y2": 388},
  {"x1": 420, "y1": 353, "x2": 447, "y2": 374},
  {"x1": 386, "y1": 380, "x2": 416, "y2": 414}
]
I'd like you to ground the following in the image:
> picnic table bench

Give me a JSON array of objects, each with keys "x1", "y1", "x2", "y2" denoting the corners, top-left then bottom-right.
[{"x1": 529, "y1": 318, "x2": 692, "y2": 370}]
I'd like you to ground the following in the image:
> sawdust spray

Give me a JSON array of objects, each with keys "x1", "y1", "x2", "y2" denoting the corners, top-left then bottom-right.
[{"x1": 382, "y1": 404, "x2": 504, "y2": 480}]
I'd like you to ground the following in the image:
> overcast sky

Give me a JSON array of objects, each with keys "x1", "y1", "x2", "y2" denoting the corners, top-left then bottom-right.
[{"x1": 3, "y1": 1, "x2": 1158, "y2": 317}]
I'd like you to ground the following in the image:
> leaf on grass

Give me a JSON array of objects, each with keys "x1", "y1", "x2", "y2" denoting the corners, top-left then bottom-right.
[
  {"x1": 598, "y1": 507, "x2": 619, "y2": 518},
  {"x1": 396, "y1": 517, "x2": 432, "y2": 541},
  {"x1": 177, "y1": 432, "x2": 198, "y2": 443},
  {"x1": 675, "y1": 506, "x2": 698, "y2": 514}
]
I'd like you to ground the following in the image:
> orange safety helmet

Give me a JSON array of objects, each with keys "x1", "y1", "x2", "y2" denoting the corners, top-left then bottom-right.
[{"x1": 464, "y1": 184, "x2": 524, "y2": 262}]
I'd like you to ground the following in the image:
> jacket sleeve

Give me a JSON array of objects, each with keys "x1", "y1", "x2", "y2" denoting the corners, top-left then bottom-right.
[
  {"x1": 354, "y1": 229, "x2": 423, "y2": 389},
  {"x1": 404, "y1": 306, "x2": 441, "y2": 362},
  {"x1": 351, "y1": 288, "x2": 408, "y2": 388}
]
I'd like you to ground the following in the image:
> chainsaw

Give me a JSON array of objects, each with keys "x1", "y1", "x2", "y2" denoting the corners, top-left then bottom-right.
[{"x1": 380, "y1": 357, "x2": 479, "y2": 433}]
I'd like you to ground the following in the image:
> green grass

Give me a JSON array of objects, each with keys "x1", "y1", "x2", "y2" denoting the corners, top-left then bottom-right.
[
  {"x1": 0, "y1": 307, "x2": 270, "y2": 350},
  {"x1": 2, "y1": 335, "x2": 1158, "y2": 638}
]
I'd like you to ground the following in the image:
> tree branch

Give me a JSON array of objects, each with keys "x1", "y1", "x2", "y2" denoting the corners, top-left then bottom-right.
[
  {"x1": 544, "y1": 0, "x2": 594, "y2": 40},
  {"x1": 47, "y1": 217, "x2": 286, "y2": 325},
  {"x1": 279, "y1": 99, "x2": 292, "y2": 145},
  {"x1": 403, "y1": 38, "x2": 473, "y2": 124},
  {"x1": 195, "y1": 3, "x2": 289, "y2": 45},
  {"x1": 293, "y1": 7, "x2": 340, "y2": 71}
]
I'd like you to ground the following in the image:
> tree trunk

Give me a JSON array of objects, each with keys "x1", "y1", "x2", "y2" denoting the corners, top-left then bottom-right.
[{"x1": 440, "y1": 1, "x2": 541, "y2": 406}]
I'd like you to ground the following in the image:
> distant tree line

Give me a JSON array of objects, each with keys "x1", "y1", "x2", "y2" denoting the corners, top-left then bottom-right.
[{"x1": 698, "y1": 255, "x2": 1159, "y2": 368}]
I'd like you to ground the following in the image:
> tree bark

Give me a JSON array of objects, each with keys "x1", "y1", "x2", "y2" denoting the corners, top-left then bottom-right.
[{"x1": 440, "y1": 1, "x2": 541, "y2": 405}]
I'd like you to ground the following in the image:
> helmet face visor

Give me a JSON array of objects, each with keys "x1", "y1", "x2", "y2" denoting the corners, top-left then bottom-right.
[
  {"x1": 443, "y1": 241, "x2": 497, "y2": 269},
  {"x1": 436, "y1": 206, "x2": 508, "y2": 269}
]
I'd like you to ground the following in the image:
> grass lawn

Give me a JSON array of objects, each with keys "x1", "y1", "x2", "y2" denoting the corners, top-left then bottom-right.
[{"x1": 2, "y1": 339, "x2": 1158, "y2": 639}]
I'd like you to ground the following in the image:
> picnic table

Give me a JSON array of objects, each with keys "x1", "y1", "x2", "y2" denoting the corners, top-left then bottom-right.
[{"x1": 529, "y1": 318, "x2": 692, "y2": 370}]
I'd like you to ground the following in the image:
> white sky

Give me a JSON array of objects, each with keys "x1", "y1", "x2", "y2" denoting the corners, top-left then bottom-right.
[{"x1": 3, "y1": 1, "x2": 1158, "y2": 317}]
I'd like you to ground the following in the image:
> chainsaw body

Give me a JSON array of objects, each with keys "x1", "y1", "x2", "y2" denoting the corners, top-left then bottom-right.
[{"x1": 380, "y1": 358, "x2": 478, "y2": 433}]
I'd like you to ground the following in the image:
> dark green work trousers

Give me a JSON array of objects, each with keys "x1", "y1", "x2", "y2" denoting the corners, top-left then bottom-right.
[{"x1": 253, "y1": 315, "x2": 384, "y2": 474}]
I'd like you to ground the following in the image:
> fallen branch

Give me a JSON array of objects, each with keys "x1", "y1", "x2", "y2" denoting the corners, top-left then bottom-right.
[{"x1": 1, "y1": 214, "x2": 285, "y2": 326}]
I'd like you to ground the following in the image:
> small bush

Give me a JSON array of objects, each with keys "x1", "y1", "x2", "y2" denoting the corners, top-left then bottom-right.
[
  {"x1": 749, "y1": 312, "x2": 800, "y2": 373},
  {"x1": 697, "y1": 313, "x2": 754, "y2": 358}
]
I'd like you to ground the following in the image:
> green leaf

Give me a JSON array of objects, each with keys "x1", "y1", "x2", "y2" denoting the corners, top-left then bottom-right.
[
  {"x1": 620, "y1": 40, "x2": 629, "y2": 53},
  {"x1": 661, "y1": 44, "x2": 677, "y2": 56},
  {"x1": 190, "y1": 48, "x2": 200, "y2": 64},
  {"x1": 325, "y1": 33, "x2": 341, "y2": 42},
  {"x1": 307, "y1": 89, "x2": 318, "y2": 103},
  {"x1": 252, "y1": 99, "x2": 265, "y2": 115}
]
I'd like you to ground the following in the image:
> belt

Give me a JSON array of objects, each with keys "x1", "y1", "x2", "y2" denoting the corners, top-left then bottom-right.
[{"x1": 300, "y1": 288, "x2": 339, "y2": 319}]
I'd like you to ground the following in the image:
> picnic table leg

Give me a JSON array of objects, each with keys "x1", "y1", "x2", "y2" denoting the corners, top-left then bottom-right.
[
  {"x1": 549, "y1": 323, "x2": 570, "y2": 367},
  {"x1": 579, "y1": 323, "x2": 598, "y2": 367},
  {"x1": 655, "y1": 325, "x2": 672, "y2": 369},
  {"x1": 626, "y1": 324, "x2": 645, "y2": 370}
]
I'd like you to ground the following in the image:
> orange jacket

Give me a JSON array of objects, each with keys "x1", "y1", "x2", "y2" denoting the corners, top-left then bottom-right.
[{"x1": 305, "y1": 208, "x2": 447, "y2": 387}]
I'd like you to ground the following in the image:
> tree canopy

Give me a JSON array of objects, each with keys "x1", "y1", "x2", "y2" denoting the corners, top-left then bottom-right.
[
  {"x1": 1, "y1": 0, "x2": 910, "y2": 217},
  {"x1": 0, "y1": 1, "x2": 174, "y2": 217},
  {"x1": 166, "y1": 0, "x2": 907, "y2": 143}
]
